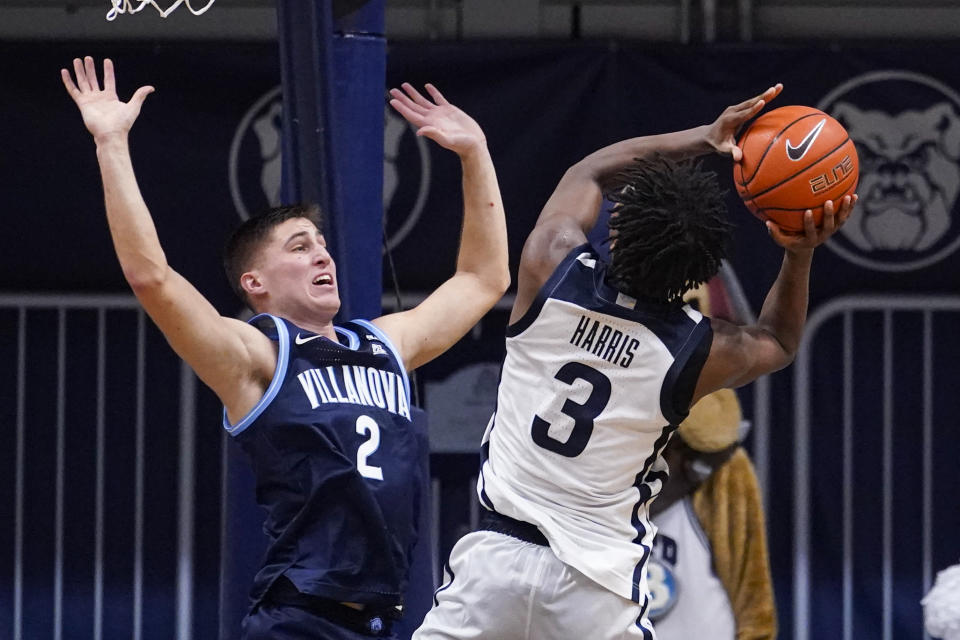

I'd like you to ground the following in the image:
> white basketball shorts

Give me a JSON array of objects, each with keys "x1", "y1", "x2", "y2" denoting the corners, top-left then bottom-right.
[{"x1": 413, "y1": 530, "x2": 655, "y2": 640}]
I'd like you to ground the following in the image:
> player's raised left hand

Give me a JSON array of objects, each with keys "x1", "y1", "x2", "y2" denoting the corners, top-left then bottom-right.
[
  {"x1": 388, "y1": 83, "x2": 487, "y2": 158},
  {"x1": 768, "y1": 194, "x2": 858, "y2": 253},
  {"x1": 706, "y1": 83, "x2": 784, "y2": 162},
  {"x1": 62, "y1": 57, "x2": 154, "y2": 143}
]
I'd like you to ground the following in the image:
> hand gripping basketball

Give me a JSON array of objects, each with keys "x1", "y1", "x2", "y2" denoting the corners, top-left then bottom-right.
[
  {"x1": 734, "y1": 105, "x2": 860, "y2": 232},
  {"x1": 766, "y1": 195, "x2": 858, "y2": 252},
  {"x1": 707, "y1": 84, "x2": 784, "y2": 162}
]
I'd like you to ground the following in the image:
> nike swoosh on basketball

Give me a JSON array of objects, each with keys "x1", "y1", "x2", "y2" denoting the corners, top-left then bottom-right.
[
  {"x1": 785, "y1": 118, "x2": 826, "y2": 161},
  {"x1": 295, "y1": 333, "x2": 323, "y2": 345}
]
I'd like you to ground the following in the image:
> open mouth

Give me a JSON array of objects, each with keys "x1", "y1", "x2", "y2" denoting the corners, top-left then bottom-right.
[{"x1": 312, "y1": 274, "x2": 333, "y2": 286}]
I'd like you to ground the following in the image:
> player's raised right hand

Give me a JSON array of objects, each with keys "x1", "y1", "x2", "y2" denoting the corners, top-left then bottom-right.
[
  {"x1": 61, "y1": 57, "x2": 154, "y2": 143},
  {"x1": 388, "y1": 82, "x2": 487, "y2": 159},
  {"x1": 706, "y1": 83, "x2": 783, "y2": 162}
]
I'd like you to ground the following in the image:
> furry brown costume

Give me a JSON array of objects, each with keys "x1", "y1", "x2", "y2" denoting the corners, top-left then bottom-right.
[
  {"x1": 668, "y1": 273, "x2": 778, "y2": 639},
  {"x1": 683, "y1": 393, "x2": 778, "y2": 639}
]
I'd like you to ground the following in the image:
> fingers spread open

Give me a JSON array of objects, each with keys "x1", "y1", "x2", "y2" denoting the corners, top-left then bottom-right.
[
  {"x1": 389, "y1": 87, "x2": 428, "y2": 115},
  {"x1": 401, "y1": 82, "x2": 433, "y2": 108},
  {"x1": 389, "y1": 98, "x2": 424, "y2": 126},
  {"x1": 84, "y1": 56, "x2": 100, "y2": 92},
  {"x1": 73, "y1": 58, "x2": 90, "y2": 92},
  {"x1": 130, "y1": 85, "x2": 155, "y2": 110},
  {"x1": 424, "y1": 83, "x2": 448, "y2": 105},
  {"x1": 61, "y1": 68, "x2": 79, "y2": 98},
  {"x1": 103, "y1": 58, "x2": 116, "y2": 93}
]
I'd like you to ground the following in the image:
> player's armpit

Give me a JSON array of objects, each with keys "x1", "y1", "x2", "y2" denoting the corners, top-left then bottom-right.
[
  {"x1": 131, "y1": 266, "x2": 277, "y2": 420},
  {"x1": 691, "y1": 318, "x2": 796, "y2": 402},
  {"x1": 371, "y1": 272, "x2": 505, "y2": 372}
]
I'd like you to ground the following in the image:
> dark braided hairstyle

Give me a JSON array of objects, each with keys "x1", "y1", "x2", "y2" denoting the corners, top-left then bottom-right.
[
  {"x1": 606, "y1": 155, "x2": 733, "y2": 306},
  {"x1": 223, "y1": 203, "x2": 324, "y2": 304}
]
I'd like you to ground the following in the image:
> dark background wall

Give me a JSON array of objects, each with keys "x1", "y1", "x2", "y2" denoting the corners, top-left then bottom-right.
[{"x1": 2, "y1": 6, "x2": 960, "y2": 638}]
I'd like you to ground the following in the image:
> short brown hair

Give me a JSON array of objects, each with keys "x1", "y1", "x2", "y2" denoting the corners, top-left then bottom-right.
[{"x1": 222, "y1": 204, "x2": 324, "y2": 304}]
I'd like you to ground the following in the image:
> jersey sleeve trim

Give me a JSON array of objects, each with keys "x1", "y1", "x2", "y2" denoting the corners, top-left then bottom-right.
[
  {"x1": 221, "y1": 313, "x2": 290, "y2": 437},
  {"x1": 334, "y1": 326, "x2": 361, "y2": 350},
  {"x1": 351, "y1": 318, "x2": 411, "y2": 407},
  {"x1": 659, "y1": 318, "x2": 713, "y2": 425},
  {"x1": 507, "y1": 243, "x2": 593, "y2": 338}
]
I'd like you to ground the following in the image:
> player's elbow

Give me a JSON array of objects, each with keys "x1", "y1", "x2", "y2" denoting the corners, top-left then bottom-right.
[
  {"x1": 490, "y1": 268, "x2": 511, "y2": 297},
  {"x1": 776, "y1": 347, "x2": 797, "y2": 370},
  {"x1": 765, "y1": 332, "x2": 799, "y2": 372},
  {"x1": 123, "y1": 262, "x2": 170, "y2": 295},
  {"x1": 562, "y1": 162, "x2": 602, "y2": 188},
  {"x1": 478, "y1": 271, "x2": 511, "y2": 307}
]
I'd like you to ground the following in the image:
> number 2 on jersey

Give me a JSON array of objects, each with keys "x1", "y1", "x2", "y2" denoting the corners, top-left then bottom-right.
[
  {"x1": 531, "y1": 362, "x2": 611, "y2": 457},
  {"x1": 356, "y1": 415, "x2": 384, "y2": 480}
]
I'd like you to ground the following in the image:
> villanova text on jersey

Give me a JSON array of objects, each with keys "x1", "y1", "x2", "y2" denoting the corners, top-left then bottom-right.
[
  {"x1": 224, "y1": 314, "x2": 423, "y2": 610},
  {"x1": 297, "y1": 364, "x2": 411, "y2": 419},
  {"x1": 569, "y1": 314, "x2": 641, "y2": 368}
]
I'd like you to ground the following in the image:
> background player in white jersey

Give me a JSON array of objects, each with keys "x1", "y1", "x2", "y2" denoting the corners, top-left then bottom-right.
[
  {"x1": 62, "y1": 57, "x2": 509, "y2": 640},
  {"x1": 649, "y1": 388, "x2": 776, "y2": 640},
  {"x1": 414, "y1": 84, "x2": 857, "y2": 640}
]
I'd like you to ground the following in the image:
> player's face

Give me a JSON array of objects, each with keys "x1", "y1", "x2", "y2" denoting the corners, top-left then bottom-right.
[{"x1": 253, "y1": 217, "x2": 340, "y2": 322}]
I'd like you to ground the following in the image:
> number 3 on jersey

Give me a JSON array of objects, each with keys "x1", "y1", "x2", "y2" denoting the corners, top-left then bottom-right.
[
  {"x1": 356, "y1": 415, "x2": 384, "y2": 480},
  {"x1": 531, "y1": 362, "x2": 611, "y2": 457}
]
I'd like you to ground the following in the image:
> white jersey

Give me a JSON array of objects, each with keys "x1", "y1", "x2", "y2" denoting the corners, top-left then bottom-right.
[
  {"x1": 478, "y1": 244, "x2": 713, "y2": 612},
  {"x1": 648, "y1": 498, "x2": 736, "y2": 640}
]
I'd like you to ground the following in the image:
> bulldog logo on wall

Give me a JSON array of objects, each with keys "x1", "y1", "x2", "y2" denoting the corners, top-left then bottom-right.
[
  {"x1": 818, "y1": 71, "x2": 960, "y2": 271},
  {"x1": 229, "y1": 86, "x2": 432, "y2": 251}
]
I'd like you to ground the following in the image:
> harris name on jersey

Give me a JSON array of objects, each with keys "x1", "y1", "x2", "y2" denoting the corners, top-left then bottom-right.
[
  {"x1": 570, "y1": 314, "x2": 641, "y2": 368},
  {"x1": 296, "y1": 364, "x2": 412, "y2": 420}
]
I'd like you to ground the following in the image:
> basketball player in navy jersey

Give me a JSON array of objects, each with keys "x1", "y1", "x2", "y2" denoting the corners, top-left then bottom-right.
[
  {"x1": 62, "y1": 57, "x2": 509, "y2": 640},
  {"x1": 414, "y1": 85, "x2": 857, "y2": 640}
]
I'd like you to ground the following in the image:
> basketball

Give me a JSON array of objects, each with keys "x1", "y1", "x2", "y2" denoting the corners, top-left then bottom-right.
[{"x1": 733, "y1": 105, "x2": 858, "y2": 232}]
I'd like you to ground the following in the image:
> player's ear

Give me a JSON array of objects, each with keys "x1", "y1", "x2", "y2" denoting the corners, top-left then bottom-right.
[{"x1": 241, "y1": 271, "x2": 264, "y2": 297}]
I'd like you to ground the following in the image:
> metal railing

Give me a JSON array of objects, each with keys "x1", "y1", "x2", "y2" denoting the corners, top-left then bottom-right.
[
  {"x1": 792, "y1": 295, "x2": 958, "y2": 640},
  {"x1": 0, "y1": 293, "x2": 197, "y2": 640}
]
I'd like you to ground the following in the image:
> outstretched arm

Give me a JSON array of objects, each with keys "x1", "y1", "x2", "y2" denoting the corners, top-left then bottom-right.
[
  {"x1": 511, "y1": 84, "x2": 783, "y2": 324},
  {"x1": 693, "y1": 195, "x2": 858, "y2": 401},
  {"x1": 62, "y1": 57, "x2": 275, "y2": 422},
  {"x1": 372, "y1": 83, "x2": 510, "y2": 371}
]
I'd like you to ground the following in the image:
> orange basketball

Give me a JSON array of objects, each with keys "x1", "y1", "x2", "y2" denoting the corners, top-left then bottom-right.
[{"x1": 733, "y1": 105, "x2": 858, "y2": 232}]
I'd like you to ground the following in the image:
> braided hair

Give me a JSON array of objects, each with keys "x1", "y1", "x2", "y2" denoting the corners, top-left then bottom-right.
[{"x1": 606, "y1": 155, "x2": 733, "y2": 306}]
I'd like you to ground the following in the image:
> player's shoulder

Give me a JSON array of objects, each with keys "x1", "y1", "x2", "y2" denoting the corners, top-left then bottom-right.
[{"x1": 518, "y1": 220, "x2": 591, "y2": 290}]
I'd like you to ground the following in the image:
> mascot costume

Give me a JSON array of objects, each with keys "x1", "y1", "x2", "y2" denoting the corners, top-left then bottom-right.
[{"x1": 647, "y1": 263, "x2": 778, "y2": 640}]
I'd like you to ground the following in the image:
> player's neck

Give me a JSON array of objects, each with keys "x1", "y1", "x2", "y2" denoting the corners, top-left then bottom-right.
[
  {"x1": 258, "y1": 304, "x2": 338, "y2": 340},
  {"x1": 289, "y1": 317, "x2": 338, "y2": 340}
]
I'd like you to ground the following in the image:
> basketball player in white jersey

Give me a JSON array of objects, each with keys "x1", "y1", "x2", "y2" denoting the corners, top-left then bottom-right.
[{"x1": 413, "y1": 84, "x2": 857, "y2": 640}]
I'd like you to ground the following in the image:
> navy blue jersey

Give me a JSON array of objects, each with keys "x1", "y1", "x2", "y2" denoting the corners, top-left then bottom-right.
[{"x1": 224, "y1": 314, "x2": 422, "y2": 608}]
